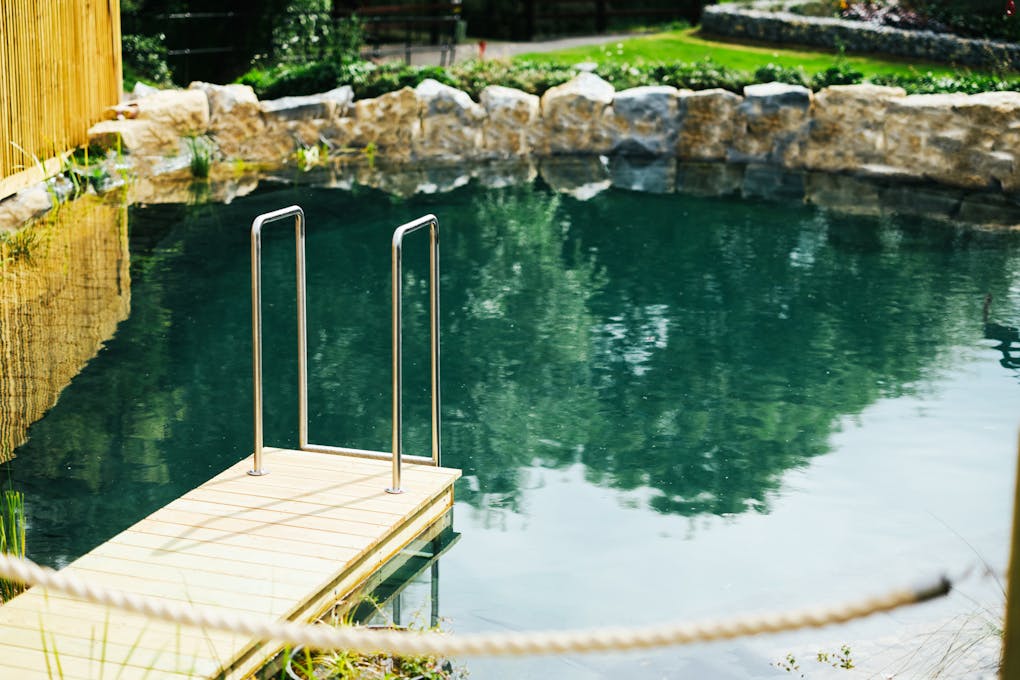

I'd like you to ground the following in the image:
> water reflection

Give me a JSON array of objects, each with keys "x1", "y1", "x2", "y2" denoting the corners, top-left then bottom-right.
[
  {"x1": 443, "y1": 186, "x2": 1020, "y2": 519},
  {"x1": 3, "y1": 165, "x2": 1020, "y2": 568},
  {"x1": 0, "y1": 195, "x2": 130, "y2": 463}
]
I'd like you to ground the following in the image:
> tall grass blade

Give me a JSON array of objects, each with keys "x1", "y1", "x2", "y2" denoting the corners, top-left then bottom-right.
[{"x1": 0, "y1": 489, "x2": 27, "y2": 602}]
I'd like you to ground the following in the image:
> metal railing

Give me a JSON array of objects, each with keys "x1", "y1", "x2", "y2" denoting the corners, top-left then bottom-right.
[
  {"x1": 249, "y1": 206, "x2": 308, "y2": 477},
  {"x1": 249, "y1": 208, "x2": 441, "y2": 492},
  {"x1": 388, "y1": 215, "x2": 441, "y2": 493}
]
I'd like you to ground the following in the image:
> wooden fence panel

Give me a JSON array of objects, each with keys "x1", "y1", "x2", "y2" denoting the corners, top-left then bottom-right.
[{"x1": 0, "y1": 0, "x2": 122, "y2": 201}]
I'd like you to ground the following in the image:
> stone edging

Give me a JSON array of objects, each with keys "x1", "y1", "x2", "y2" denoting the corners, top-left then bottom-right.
[
  {"x1": 701, "y1": 4, "x2": 1020, "y2": 71},
  {"x1": 3, "y1": 74, "x2": 1020, "y2": 230}
]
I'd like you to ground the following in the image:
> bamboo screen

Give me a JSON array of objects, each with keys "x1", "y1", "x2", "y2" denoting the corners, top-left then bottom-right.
[{"x1": 0, "y1": 0, "x2": 123, "y2": 200}]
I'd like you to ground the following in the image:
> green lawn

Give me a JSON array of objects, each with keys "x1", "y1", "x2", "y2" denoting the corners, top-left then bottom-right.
[{"x1": 515, "y1": 27, "x2": 981, "y2": 80}]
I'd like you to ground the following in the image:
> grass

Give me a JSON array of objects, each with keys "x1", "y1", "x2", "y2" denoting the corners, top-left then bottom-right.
[
  {"x1": 185, "y1": 135, "x2": 213, "y2": 180},
  {"x1": 0, "y1": 489, "x2": 27, "y2": 603},
  {"x1": 515, "y1": 27, "x2": 996, "y2": 80}
]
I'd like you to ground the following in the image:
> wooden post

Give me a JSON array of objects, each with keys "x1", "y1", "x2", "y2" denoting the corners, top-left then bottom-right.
[{"x1": 1001, "y1": 431, "x2": 1020, "y2": 679}]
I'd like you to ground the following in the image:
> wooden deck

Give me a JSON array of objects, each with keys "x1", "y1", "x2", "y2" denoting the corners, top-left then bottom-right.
[{"x1": 0, "y1": 447, "x2": 461, "y2": 679}]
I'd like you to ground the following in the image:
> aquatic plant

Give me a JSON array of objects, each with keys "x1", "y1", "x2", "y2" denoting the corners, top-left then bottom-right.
[
  {"x1": 0, "y1": 228, "x2": 41, "y2": 266},
  {"x1": 186, "y1": 135, "x2": 214, "y2": 179},
  {"x1": 0, "y1": 489, "x2": 27, "y2": 602},
  {"x1": 278, "y1": 596, "x2": 464, "y2": 680},
  {"x1": 281, "y1": 642, "x2": 462, "y2": 680}
]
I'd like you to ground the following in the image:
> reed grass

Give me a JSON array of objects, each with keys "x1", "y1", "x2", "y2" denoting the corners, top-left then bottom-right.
[{"x1": 0, "y1": 488, "x2": 26, "y2": 602}]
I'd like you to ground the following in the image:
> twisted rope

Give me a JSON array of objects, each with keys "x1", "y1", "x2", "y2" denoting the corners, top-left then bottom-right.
[{"x1": 0, "y1": 553, "x2": 950, "y2": 657}]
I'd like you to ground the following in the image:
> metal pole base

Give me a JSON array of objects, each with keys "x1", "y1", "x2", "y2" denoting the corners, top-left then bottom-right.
[
  {"x1": 385, "y1": 487, "x2": 404, "y2": 494},
  {"x1": 248, "y1": 469, "x2": 268, "y2": 476}
]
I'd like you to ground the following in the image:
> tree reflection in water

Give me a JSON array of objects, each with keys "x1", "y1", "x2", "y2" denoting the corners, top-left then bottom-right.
[{"x1": 4, "y1": 169, "x2": 1020, "y2": 567}]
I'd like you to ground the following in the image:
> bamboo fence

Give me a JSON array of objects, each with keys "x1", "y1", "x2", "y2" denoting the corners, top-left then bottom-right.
[{"x1": 0, "y1": 0, "x2": 123, "y2": 200}]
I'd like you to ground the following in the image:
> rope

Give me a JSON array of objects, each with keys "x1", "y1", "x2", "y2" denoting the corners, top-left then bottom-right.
[{"x1": 0, "y1": 553, "x2": 950, "y2": 658}]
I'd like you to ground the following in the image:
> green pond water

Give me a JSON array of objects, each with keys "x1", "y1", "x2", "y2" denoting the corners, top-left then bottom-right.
[{"x1": 4, "y1": 166, "x2": 1020, "y2": 678}]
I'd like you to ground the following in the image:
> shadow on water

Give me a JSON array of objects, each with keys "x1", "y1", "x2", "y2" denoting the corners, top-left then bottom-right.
[{"x1": 2, "y1": 160, "x2": 1020, "y2": 566}]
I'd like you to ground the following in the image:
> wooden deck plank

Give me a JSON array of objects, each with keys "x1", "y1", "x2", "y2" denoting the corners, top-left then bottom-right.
[
  {"x1": 69, "y1": 553, "x2": 310, "y2": 601},
  {"x1": 129, "y1": 515, "x2": 374, "y2": 552},
  {"x1": 104, "y1": 531, "x2": 355, "y2": 575},
  {"x1": 0, "y1": 638, "x2": 214, "y2": 679},
  {"x1": 0, "y1": 608, "x2": 242, "y2": 664},
  {"x1": 179, "y1": 489, "x2": 411, "y2": 527},
  {"x1": 188, "y1": 478, "x2": 426, "y2": 516},
  {"x1": 0, "y1": 450, "x2": 460, "y2": 680},
  {"x1": 163, "y1": 498, "x2": 389, "y2": 536}
]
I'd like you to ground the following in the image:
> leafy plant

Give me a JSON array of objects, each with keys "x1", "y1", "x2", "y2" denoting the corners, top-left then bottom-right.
[
  {"x1": 294, "y1": 143, "x2": 326, "y2": 171},
  {"x1": 282, "y1": 644, "x2": 462, "y2": 680},
  {"x1": 810, "y1": 62, "x2": 865, "y2": 88},
  {"x1": 755, "y1": 62, "x2": 808, "y2": 86},
  {"x1": 773, "y1": 645, "x2": 853, "y2": 677},
  {"x1": 902, "y1": 0, "x2": 1020, "y2": 42},
  {"x1": 121, "y1": 33, "x2": 174, "y2": 88},
  {"x1": 817, "y1": 644, "x2": 855, "y2": 670},
  {"x1": 269, "y1": 1, "x2": 364, "y2": 65}
]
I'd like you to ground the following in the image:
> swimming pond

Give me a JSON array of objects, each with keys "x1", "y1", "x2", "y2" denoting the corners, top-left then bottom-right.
[{"x1": 4, "y1": 164, "x2": 1020, "y2": 678}]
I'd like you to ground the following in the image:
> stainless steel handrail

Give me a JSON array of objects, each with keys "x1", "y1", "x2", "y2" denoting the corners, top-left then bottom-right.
[
  {"x1": 249, "y1": 205, "x2": 307, "y2": 476},
  {"x1": 248, "y1": 208, "x2": 441, "y2": 492},
  {"x1": 388, "y1": 214, "x2": 441, "y2": 493}
]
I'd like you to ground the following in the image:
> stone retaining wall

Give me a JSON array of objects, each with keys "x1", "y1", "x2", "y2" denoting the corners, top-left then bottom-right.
[
  {"x1": 4, "y1": 74, "x2": 1019, "y2": 231},
  {"x1": 83, "y1": 75, "x2": 1020, "y2": 196},
  {"x1": 701, "y1": 4, "x2": 1020, "y2": 71}
]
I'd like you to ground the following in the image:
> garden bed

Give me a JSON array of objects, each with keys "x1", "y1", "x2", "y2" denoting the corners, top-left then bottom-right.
[{"x1": 701, "y1": 2, "x2": 1020, "y2": 70}]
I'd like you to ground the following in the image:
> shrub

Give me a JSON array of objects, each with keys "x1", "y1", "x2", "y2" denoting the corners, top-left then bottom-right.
[
  {"x1": 239, "y1": 61, "x2": 346, "y2": 99},
  {"x1": 903, "y1": 0, "x2": 1020, "y2": 42},
  {"x1": 235, "y1": 54, "x2": 1020, "y2": 102},
  {"x1": 755, "y1": 63, "x2": 807, "y2": 86},
  {"x1": 810, "y1": 62, "x2": 865, "y2": 89},
  {"x1": 121, "y1": 33, "x2": 174, "y2": 88},
  {"x1": 871, "y1": 70, "x2": 1020, "y2": 93}
]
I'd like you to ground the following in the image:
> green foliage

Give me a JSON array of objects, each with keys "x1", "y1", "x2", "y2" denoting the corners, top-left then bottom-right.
[
  {"x1": 238, "y1": 62, "x2": 341, "y2": 99},
  {"x1": 755, "y1": 62, "x2": 808, "y2": 86},
  {"x1": 450, "y1": 59, "x2": 576, "y2": 98},
  {"x1": 903, "y1": 0, "x2": 1020, "y2": 42},
  {"x1": 283, "y1": 645, "x2": 460, "y2": 680},
  {"x1": 121, "y1": 33, "x2": 174, "y2": 88},
  {"x1": 817, "y1": 644, "x2": 855, "y2": 670},
  {"x1": 0, "y1": 229, "x2": 41, "y2": 267},
  {"x1": 0, "y1": 489, "x2": 26, "y2": 603},
  {"x1": 238, "y1": 46, "x2": 1020, "y2": 101},
  {"x1": 268, "y1": 2, "x2": 365, "y2": 65},
  {"x1": 517, "y1": 26, "x2": 977, "y2": 79},
  {"x1": 60, "y1": 145, "x2": 111, "y2": 197},
  {"x1": 872, "y1": 70, "x2": 1020, "y2": 93},
  {"x1": 185, "y1": 135, "x2": 214, "y2": 179},
  {"x1": 774, "y1": 645, "x2": 854, "y2": 677},
  {"x1": 294, "y1": 143, "x2": 330, "y2": 171},
  {"x1": 810, "y1": 62, "x2": 865, "y2": 89}
]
